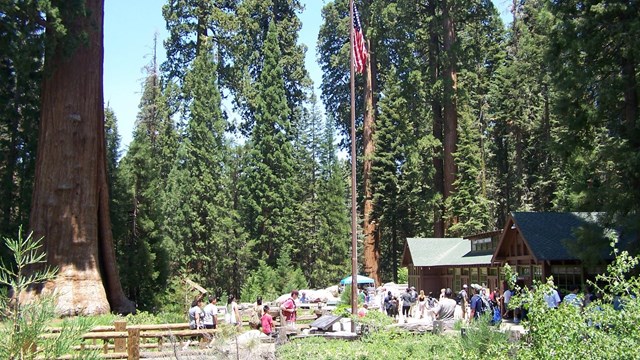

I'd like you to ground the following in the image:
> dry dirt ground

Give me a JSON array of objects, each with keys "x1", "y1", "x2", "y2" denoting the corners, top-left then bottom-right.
[{"x1": 141, "y1": 330, "x2": 278, "y2": 359}]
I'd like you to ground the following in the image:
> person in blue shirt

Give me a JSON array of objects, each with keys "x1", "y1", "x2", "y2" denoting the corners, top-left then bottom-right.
[{"x1": 563, "y1": 285, "x2": 583, "y2": 308}]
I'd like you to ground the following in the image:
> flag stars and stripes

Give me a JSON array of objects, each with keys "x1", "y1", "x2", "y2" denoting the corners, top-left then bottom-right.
[{"x1": 352, "y1": 3, "x2": 368, "y2": 74}]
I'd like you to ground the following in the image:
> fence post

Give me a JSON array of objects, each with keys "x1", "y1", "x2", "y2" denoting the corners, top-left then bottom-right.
[
  {"x1": 127, "y1": 327, "x2": 140, "y2": 360},
  {"x1": 114, "y1": 320, "x2": 127, "y2": 353},
  {"x1": 277, "y1": 309, "x2": 288, "y2": 344},
  {"x1": 433, "y1": 320, "x2": 444, "y2": 335}
]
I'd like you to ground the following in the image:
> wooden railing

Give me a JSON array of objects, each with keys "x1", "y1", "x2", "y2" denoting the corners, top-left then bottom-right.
[
  {"x1": 43, "y1": 321, "x2": 218, "y2": 359},
  {"x1": 43, "y1": 313, "x2": 319, "y2": 359}
]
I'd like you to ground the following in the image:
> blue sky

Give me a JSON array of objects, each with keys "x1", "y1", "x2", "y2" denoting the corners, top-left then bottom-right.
[
  {"x1": 104, "y1": 1, "x2": 510, "y2": 154},
  {"x1": 104, "y1": 0, "x2": 325, "y2": 153}
]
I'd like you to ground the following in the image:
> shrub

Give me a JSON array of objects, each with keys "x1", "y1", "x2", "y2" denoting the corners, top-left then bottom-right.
[
  {"x1": 397, "y1": 267, "x2": 408, "y2": 284},
  {"x1": 0, "y1": 227, "x2": 97, "y2": 360},
  {"x1": 356, "y1": 309, "x2": 394, "y2": 332},
  {"x1": 512, "y1": 243, "x2": 640, "y2": 360},
  {"x1": 241, "y1": 251, "x2": 308, "y2": 303},
  {"x1": 460, "y1": 313, "x2": 511, "y2": 358}
]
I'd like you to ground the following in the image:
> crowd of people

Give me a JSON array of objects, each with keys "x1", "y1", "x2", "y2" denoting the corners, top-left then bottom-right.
[
  {"x1": 379, "y1": 284, "x2": 504, "y2": 328},
  {"x1": 186, "y1": 290, "x2": 301, "y2": 338},
  {"x1": 186, "y1": 281, "x2": 606, "y2": 338},
  {"x1": 374, "y1": 279, "x2": 604, "y2": 329}
]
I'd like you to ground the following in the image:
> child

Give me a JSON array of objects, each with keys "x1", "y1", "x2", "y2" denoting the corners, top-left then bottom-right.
[{"x1": 261, "y1": 305, "x2": 274, "y2": 336}]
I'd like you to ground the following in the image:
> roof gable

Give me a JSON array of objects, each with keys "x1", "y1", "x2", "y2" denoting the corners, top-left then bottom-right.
[{"x1": 511, "y1": 212, "x2": 606, "y2": 261}]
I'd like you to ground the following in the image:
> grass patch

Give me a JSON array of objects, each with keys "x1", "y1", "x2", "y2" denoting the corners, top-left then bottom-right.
[{"x1": 276, "y1": 311, "x2": 514, "y2": 360}]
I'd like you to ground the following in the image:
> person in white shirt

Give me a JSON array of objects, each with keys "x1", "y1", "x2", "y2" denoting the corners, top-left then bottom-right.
[
  {"x1": 503, "y1": 287, "x2": 513, "y2": 319},
  {"x1": 203, "y1": 295, "x2": 218, "y2": 329},
  {"x1": 227, "y1": 295, "x2": 241, "y2": 328}
]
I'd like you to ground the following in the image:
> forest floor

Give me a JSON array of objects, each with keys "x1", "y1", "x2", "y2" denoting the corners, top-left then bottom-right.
[{"x1": 145, "y1": 330, "x2": 277, "y2": 359}]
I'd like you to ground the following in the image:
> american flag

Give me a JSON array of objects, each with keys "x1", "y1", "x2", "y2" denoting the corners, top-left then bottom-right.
[{"x1": 352, "y1": 3, "x2": 368, "y2": 73}]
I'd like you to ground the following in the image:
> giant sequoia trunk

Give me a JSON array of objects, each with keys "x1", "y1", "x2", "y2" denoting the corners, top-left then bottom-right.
[
  {"x1": 442, "y1": 0, "x2": 458, "y2": 230},
  {"x1": 428, "y1": 0, "x2": 445, "y2": 238},
  {"x1": 28, "y1": 0, "x2": 134, "y2": 316},
  {"x1": 362, "y1": 41, "x2": 380, "y2": 286}
]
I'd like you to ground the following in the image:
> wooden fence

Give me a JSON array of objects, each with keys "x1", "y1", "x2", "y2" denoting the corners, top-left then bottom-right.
[
  {"x1": 43, "y1": 313, "x2": 318, "y2": 359},
  {"x1": 43, "y1": 321, "x2": 217, "y2": 359}
]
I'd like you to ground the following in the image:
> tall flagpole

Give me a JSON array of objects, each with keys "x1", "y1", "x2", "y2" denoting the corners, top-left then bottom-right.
[{"x1": 349, "y1": 0, "x2": 358, "y2": 332}]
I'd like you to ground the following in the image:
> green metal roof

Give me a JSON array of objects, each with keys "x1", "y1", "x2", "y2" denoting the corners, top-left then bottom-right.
[
  {"x1": 405, "y1": 237, "x2": 493, "y2": 267},
  {"x1": 511, "y1": 212, "x2": 616, "y2": 261}
]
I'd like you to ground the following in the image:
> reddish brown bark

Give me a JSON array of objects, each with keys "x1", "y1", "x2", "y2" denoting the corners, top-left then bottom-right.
[
  {"x1": 27, "y1": 0, "x2": 133, "y2": 315},
  {"x1": 442, "y1": 0, "x2": 458, "y2": 230},
  {"x1": 428, "y1": 0, "x2": 445, "y2": 238},
  {"x1": 362, "y1": 41, "x2": 380, "y2": 286}
]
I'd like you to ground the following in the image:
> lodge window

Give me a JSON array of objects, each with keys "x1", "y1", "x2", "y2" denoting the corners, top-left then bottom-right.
[
  {"x1": 533, "y1": 266, "x2": 543, "y2": 281},
  {"x1": 470, "y1": 268, "x2": 478, "y2": 284},
  {"x1": 517, "y1": 266, "x2": 531, "y2": 277},
  {"x1": 480, "y1": 268, "x2": 488, "y2": 285},
  {"x1": 550, "y1": 265, "x2": 583, "y2": 293},
  {"x1": 586, "y1": 266, "x2": 605, "y2": 276},
  {"x1": 471, "y1": 237, "x2": 493, "y2": 251},
  {"x1": 453, "y1": 268, "x2": 461, "y2": 291}
]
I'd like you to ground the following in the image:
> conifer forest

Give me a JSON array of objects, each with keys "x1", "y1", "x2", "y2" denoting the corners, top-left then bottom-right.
[{"x1": 0, "y1": 0, "x2": 638, "y2": 314}]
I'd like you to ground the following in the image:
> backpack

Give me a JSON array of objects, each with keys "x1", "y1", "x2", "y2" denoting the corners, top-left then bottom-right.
[
  {"x1": 480, "y1": 296, "x2": 492, "y2": 315},
  {"x1": 491, "y1": 305, "x2": 502, "y2": 325},
  {"x1": 427, "y1": 297, "x2": 436, "y2": 308},
  {"x1": 249, "y1": 310, "x2": 261, "y2": 329}
]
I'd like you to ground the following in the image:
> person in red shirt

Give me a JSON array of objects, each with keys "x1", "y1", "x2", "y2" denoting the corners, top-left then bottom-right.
[
  {"x1": 280, "y1": 290, "x2": 299, "y2": 327},
  {"x1": 261, "y1": 305, "x2": 274, "y2": 335}
]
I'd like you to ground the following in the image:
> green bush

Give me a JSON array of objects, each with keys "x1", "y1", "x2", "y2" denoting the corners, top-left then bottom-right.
[
  {"x1": 356, "y1": 309, "x2": 394, "y2": 332},
  {"x1": 241, "y1": 250, "x2": 308, "y2": 302},
  {"x1": 0, "y1": 227, "x2": 97, "y2": 360},
  {"x1": 397, "y1": 267, "x2": 408, "y2": 284},
  {"x1": 460, "y1": 313, "x2": 511, "y2": 358},
  {"x1": 512, "y1": 245, "x2": 640, "y2": 360},
  {"x1": 154, "y1": 273, "x2": 195, "y2": 316}
]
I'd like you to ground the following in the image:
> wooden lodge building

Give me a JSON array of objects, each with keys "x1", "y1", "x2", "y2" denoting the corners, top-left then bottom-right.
[{"x1": 402, "y1": 212, "x2": 624, "y2": 296}]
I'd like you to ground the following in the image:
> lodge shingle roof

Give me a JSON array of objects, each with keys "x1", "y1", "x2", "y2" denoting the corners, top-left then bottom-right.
[
  {"x1": 405, "y1": 237, "x2": 493, "y2": 267},
  {"x1": 511, "y1": 212, "x2": 605, "y2": 261}
]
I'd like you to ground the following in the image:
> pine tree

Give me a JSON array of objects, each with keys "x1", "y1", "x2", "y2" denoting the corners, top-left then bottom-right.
[
  {"x1": 240, "y1": 20, "x2": 297, "y2": 267},
  {"x1": 162, "y1": 42, "x2": 245, "y2": 296},
  {"x1": 0, "y1": 0, "x2": 42, "y2": 262},
  {"x1": 289, "y1": 96, "x2": 320, "y2": 283},
  {"x1": 446, "y1": 109, "x2": 492, "y2": 236},
  {"x1": 104, "y1": 107, "x2": 128, "y2": 264},
  {"x1": 231, "y1": 0, "x2": 311, "y2": 136},
  {"x1": 283, "y1": 94, "x2": 351, "y2": 288},
  {"x1": 445, "y1": 0, "x2": 504, "y2": 235},
  {"x1": 370, "y1": 67, "x2": 409, "y2": 282},
  {"x1": 547, "y1": 0, "x2": 640, "y2": 242},
  {"x1": 311, "y1": 114, "x2": 351, "y2": 288},
  {"x1": 115, "y1": 51, "x2": 173, "y2": 310},
  {"x1": 487, "y1": 0, "x2": 558, "y2": 229},
  {"x1": 161, "y1": 0, "x2": 236, "y2": 88},
  {"x1": 317, "y1": 0, "x2": 365, "y2": 147}
]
